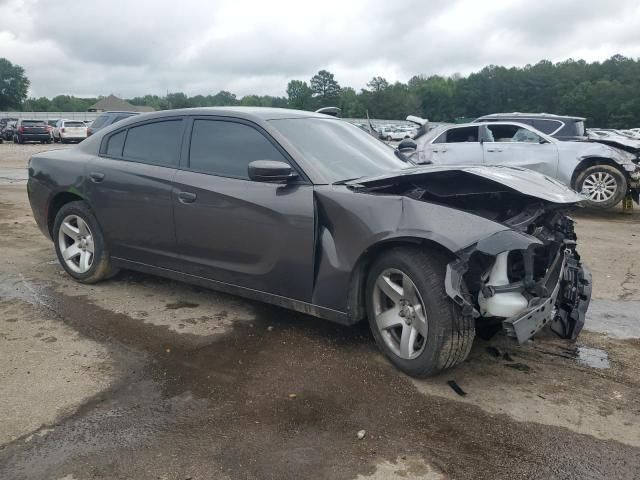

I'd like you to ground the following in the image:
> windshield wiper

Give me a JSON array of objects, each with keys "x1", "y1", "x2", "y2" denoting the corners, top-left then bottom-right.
[{"x1": 333, "y1": 176, "x2": 363, "y2": 185}]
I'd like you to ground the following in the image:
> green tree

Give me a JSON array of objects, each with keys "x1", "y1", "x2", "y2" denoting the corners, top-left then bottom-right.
[
  {"x1": 310, "y1": 70, "x2": 341, "y2": 108},
  {"x1": 286, "y1": 80, "x2": 313, "y2": 110},
  {"x1": 0, "y1": 58, "x2": 30, "y2": 110}
]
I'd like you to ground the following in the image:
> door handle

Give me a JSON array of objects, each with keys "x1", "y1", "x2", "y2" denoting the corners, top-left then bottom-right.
[
  {"x1": 486, "y1": 149, "x2": 502, "y2": 153},
  {"x1": 178, "y1": 191, "x2": 197, "y2": 204},
  {"x1": 89, "y1": 172, "x2": 105, "y2": 182}
]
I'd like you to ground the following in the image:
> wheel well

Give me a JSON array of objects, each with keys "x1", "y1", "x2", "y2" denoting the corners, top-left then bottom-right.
[
  {"x1": 346, "y1": 238, "x2": 454, "y2": 325},
  {"x1": 571, "y1": 157, "x2": 626, "y2": 189},
  {"x1": 47, "y1": 192, "x2": 84, "y2": 237}
]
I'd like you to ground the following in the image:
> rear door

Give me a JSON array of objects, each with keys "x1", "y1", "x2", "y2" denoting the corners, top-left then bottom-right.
[
  {"x1": 87, "y1": 117, "x2": 185, "y2": 269},
  {"x1": 481, "y1": 123, "x2": 559, "y2": 177},
  {"x1": 172, "y1": 117, "x2": 315, "y2": 301},
  {"x1": 426, "y1": 126, "x2": 484, "y2": 164}
]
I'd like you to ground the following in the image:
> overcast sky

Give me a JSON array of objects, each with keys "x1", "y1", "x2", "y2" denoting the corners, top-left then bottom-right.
[{"x1": 1, "y1": 0, "x2": 640, "y2": 99}]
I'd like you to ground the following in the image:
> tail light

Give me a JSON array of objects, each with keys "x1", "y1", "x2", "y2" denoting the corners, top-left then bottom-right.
[
  {"x1": 61, "y1": 127, "x2": 66, "y2": 133},
  {"x1": 87, "y1": 128, "x2": 92, "y2": 136},
  {"x1": 18, "y1": 126, "x2": 24, "y2": 133},
  {"x1": 47, "y1": 126, "x2": 53, "y2": 132}
]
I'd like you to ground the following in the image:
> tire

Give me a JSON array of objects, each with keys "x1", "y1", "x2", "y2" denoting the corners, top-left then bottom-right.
[
  {"x1": 366, "y1": 247, "x2": 474, "y2": 378},
  {"x1": 575, "y1": 164, "x2": 627, "y2": 210},
  {"x1": 53, "y1": 201, "x2": 118, "y2": 283}
]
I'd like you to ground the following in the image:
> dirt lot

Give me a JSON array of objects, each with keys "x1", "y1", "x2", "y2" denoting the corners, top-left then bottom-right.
[{"x1": 1, "y1": 143, "x2": 639, "y2": 479}]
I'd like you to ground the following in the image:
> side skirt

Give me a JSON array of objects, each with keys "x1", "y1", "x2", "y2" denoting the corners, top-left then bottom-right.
[{"x1": 112, "y1": 257, "x2": 349, "y2": 325}]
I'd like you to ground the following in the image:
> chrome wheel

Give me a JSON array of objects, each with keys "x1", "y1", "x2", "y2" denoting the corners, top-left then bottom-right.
[
  {"x1": 581, "y1": 171, "x2": 618, "y2": 202},
  {"x1": 58, "y1": 214, "x2": 94, "y2": 273},
  {"x1": 372, "y1": 268, "x2": 428, "y2": 360}
]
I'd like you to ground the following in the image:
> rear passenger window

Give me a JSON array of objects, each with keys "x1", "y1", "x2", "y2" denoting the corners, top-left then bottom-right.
[
  {"x1": 106, "y1": 130, "x2": 126, "y2": 157},
  {"x1": 91, "y1": 115, "x2": 108, "y2": 129},
  {"x1": 189, "y1": 120, "x2": 288, "y2": 178},
  {"x1": 122, "y1": 120, "x2": 182, "y2": 166},
  {"x1": 533, "y1": 119, "x2": 563, "y2": 135}
]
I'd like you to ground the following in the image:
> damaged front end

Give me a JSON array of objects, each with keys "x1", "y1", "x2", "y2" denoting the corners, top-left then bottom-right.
[
  {"x1": 349, "y1": 165, "x2": 592, "y2": 344},
  {"x1": 446, "y1": 206, "x2": 592, "y2": 343}
]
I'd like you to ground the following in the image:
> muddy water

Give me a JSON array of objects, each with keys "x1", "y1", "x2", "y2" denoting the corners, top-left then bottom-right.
[{"x1": 1, "y1": 278, "x2": 639, "y2": 480}]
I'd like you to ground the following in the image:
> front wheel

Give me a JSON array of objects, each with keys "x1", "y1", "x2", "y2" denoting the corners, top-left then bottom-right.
[
  {"x1": 366, "y1": 247, "x2": 474, "y2": 378},
  {"x1": 575, "y1": 165, "x2": 627, "y2": 210},
  {"x1": 53, "y1": 201, "x2": 118, "y2": 283}
]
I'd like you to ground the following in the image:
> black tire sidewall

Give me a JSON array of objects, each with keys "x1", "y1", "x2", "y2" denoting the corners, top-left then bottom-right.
[
  {"x1": 576, "y1": 165, "x2": 627, "y2": 210},
  {"x1": 53, "y1": 201, "x2": 111, "y2": 283}
]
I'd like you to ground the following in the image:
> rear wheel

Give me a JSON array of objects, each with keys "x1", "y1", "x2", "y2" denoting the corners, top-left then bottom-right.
[
  {"x1": 366, "y1": 247, "x2": 474, "y2": 377},
  {"x1": 575, "y1": 165, "x2": 627, "y2": 210},
  {"x1": 53, "y1": 201, "x2": 118, "y2": 283}
]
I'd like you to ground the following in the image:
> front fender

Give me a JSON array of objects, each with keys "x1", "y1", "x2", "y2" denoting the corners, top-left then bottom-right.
[{"x1": 310, "y1": 187, "x2": 510, "y2": 316}]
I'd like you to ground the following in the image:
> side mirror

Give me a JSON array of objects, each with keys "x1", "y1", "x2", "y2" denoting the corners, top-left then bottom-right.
[
  {"x1": 397, "y1": 139, "x2": 417, "y2": 152},
  {"x1": 248, "y1": 160, "x2": 297, "y2": 183}
]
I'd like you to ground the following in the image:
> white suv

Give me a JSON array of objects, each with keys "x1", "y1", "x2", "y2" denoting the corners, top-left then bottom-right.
[
  {"x1": 53, "y1": 120, "x2": 88, "y2": 144},
  {"x1": 409, "y1": 121, "x2": 640, "y2": 209}
]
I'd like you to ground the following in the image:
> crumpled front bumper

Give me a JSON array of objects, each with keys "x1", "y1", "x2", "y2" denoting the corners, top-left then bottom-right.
[
  {"x1": 502, "y1": 249, "x2": 592, "y2": 343},
  {"x1": 445, "y1": 232, "x2": 592, "y2": 344}
]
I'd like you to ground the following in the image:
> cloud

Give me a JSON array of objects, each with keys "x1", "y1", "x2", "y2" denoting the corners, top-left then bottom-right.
[{"x1": 1, "y1": 0, "x2": 639, "y2": 98}]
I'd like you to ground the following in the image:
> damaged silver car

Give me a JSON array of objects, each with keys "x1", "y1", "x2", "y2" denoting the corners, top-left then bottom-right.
[
  {"x1": 27, "y1": 107, "x2": 591, "y2": 377},
  {"x1": 408, "y1": 121, "x2": 640, "y2": 209}
]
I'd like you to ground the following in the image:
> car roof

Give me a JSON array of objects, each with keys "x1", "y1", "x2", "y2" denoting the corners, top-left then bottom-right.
[
  {"x1": 100, "y1": 111, "x2": 140, "y2": 115},
  {"x1": 106, "y1": 107, "x2": 335, "y2": 123},
  {"x1": 477, "y1": 112, "x2": 586, "y2": 121}
]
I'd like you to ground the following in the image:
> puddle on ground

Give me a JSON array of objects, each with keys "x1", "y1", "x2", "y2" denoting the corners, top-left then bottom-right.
[{"x1": 577, "y1": 346, "x2": 610, "y2": 369}]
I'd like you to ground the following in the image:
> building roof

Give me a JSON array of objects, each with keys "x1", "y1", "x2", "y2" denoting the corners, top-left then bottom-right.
[{"x1": 88, "y1": 95, "x2": 154, "y2": 113}]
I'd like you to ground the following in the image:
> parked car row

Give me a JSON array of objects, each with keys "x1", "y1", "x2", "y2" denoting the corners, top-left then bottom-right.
[{"x1": 0, "y1": 111, "x2": 140, "y2": 145}]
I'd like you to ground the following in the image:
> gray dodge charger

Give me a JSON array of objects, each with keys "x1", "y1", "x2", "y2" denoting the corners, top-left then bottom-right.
[{"x1": 27, "y1": 107, "x2": 592, "y2": 377}]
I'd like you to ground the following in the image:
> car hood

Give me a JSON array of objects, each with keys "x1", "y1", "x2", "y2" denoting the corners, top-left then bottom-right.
[{"x1": 347, "y1": 165, "x2": 585, "y2": 204}]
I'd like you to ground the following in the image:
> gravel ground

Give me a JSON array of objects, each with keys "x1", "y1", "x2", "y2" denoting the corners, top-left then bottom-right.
[{"x1": 1, "y1": 142, "x2": 639, "y2": 479}]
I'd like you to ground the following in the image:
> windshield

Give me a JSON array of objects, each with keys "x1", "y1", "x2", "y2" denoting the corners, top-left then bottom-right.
[{"x1": 268, "y1": 117, "x2": 409, "y2": 183}]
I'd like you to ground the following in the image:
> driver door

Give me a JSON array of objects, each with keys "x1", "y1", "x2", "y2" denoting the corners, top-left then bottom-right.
[{"x1": 172, "y1": 117, "x2": 316, "y2": 302}]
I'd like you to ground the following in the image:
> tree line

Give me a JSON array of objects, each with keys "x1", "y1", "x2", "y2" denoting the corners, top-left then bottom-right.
[{"x1": 2, "y1": 55, "x2": 640, "y2": 128}]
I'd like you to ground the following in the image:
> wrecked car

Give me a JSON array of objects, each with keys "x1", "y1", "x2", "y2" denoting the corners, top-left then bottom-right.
[
  {"x1": 27, "y1": 107, "x2": 591, "y2": 377},
  {"x1": 406, "y1": 121, "x2": 640, "y2": 209}
]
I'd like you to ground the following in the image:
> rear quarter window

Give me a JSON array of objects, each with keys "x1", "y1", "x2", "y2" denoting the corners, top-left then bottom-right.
[{"x1": 90, "y1": 115, "x2": 108, "y2": 129}]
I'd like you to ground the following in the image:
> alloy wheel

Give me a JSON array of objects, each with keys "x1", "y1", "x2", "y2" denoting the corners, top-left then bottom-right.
[
  {"x1": 581, "y1": 171, "x2": 618, "y2": 202},
  {"x1": 58, "y1": 214, "x2": 94, "y2": 273},
  {"x1": 372, "y1": 268, "x2": 428, "y2": 359}
]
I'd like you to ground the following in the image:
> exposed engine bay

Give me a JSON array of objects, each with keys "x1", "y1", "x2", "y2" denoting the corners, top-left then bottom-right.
[{"x1": 351, "y1": 167, "x2": 592, "y2": 343}]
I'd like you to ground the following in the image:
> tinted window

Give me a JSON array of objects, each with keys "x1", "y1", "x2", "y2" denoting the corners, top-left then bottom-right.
[
  {"x1": 434, "y1": 126, "x2": 479, "y2": 143},
  {"x1": 122, "y1": 120, "x2": 182, "y2": 166},
  {"x1": 532, "y1": 119, "x2": 562, "y2": 135},
  {"x1": 64, "y1": 121, "x2": 85, "y2": 127},
  {"x1": 112, "y1": 113, "x2": 135, "y2": 124},
  {"x1": 105, "y1": 130, "x2": 126, "y2": 157},
  {"x1": 189, "y1": 120, "x2": 288, "y2": 178},
  {"x1": 91, "y1": 115, "x2": 109, "y2": 129},
  {"x1": 23, "y1": 120, "x2": 46, "y2": 126}
]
